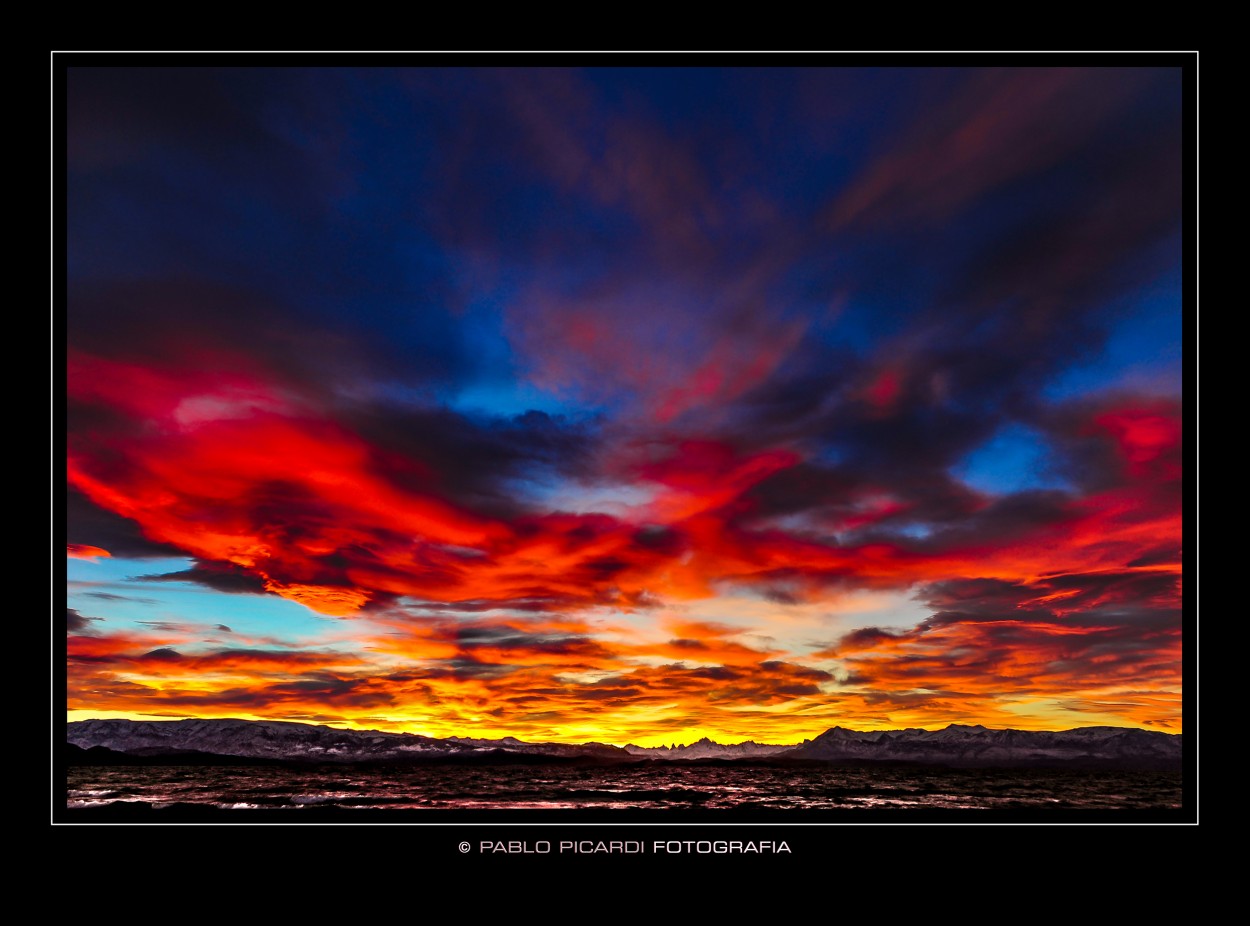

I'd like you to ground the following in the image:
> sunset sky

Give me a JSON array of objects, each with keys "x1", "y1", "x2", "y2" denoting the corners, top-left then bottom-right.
[{"x1": 64, "y1": 64, "x2": 1185, "y2": 746}]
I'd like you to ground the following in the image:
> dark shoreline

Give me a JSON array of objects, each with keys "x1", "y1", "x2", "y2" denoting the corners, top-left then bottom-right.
[
  {"x1": 64, "y1": 743, "x2": 1182, "y2": 773},
  {"x1": 59, "y1": 802, "x2": 1187, "y2": 824}
]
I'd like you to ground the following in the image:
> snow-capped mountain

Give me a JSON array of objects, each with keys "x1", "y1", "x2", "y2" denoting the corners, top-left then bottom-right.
[
  {"x1": 65, "y1": 718, "x2": 627, "y2": 763},
  {"x1": 783, "y1": 723, "x2": 1181, "y2": 769},
  {"x1": 623, "y1": 737, "x2": 793, "y2": 759},
  {"x1": 65, "y1": 719, "x2": 1182, "y2": 769}
]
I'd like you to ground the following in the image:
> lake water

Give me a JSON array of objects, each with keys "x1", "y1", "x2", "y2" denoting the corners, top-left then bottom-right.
[{"x1": 65, "y1": 763, "x2": 1183, "y2": 818}]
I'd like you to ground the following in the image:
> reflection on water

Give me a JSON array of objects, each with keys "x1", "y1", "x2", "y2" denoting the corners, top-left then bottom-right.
[{"x1": 66, "y1": 764, "x2": 1182, "y2": 812}]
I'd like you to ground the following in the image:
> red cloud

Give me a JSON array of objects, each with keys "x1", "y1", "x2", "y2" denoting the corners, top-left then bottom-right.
[
  {"x1": 68, "y1": 349, "x2": 1183, "y2": 618},
  {"x1": 67, "y1": 344, "x2": 1182, "y2": 738},
  {"x1": 1092, "y1": 407, "x2": 1183, "y2": 480},
  {"x1": 67, "y1": 544, "x2": 111, "y2": 561}
]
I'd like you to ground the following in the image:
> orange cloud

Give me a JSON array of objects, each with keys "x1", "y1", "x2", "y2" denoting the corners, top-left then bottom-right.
[
  {"x1": 67, "y1": 544, "x2": 111, "y2": 561},
  {"x1": 66, "y1": 348, "x2": 1183, "y2": 740}
]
